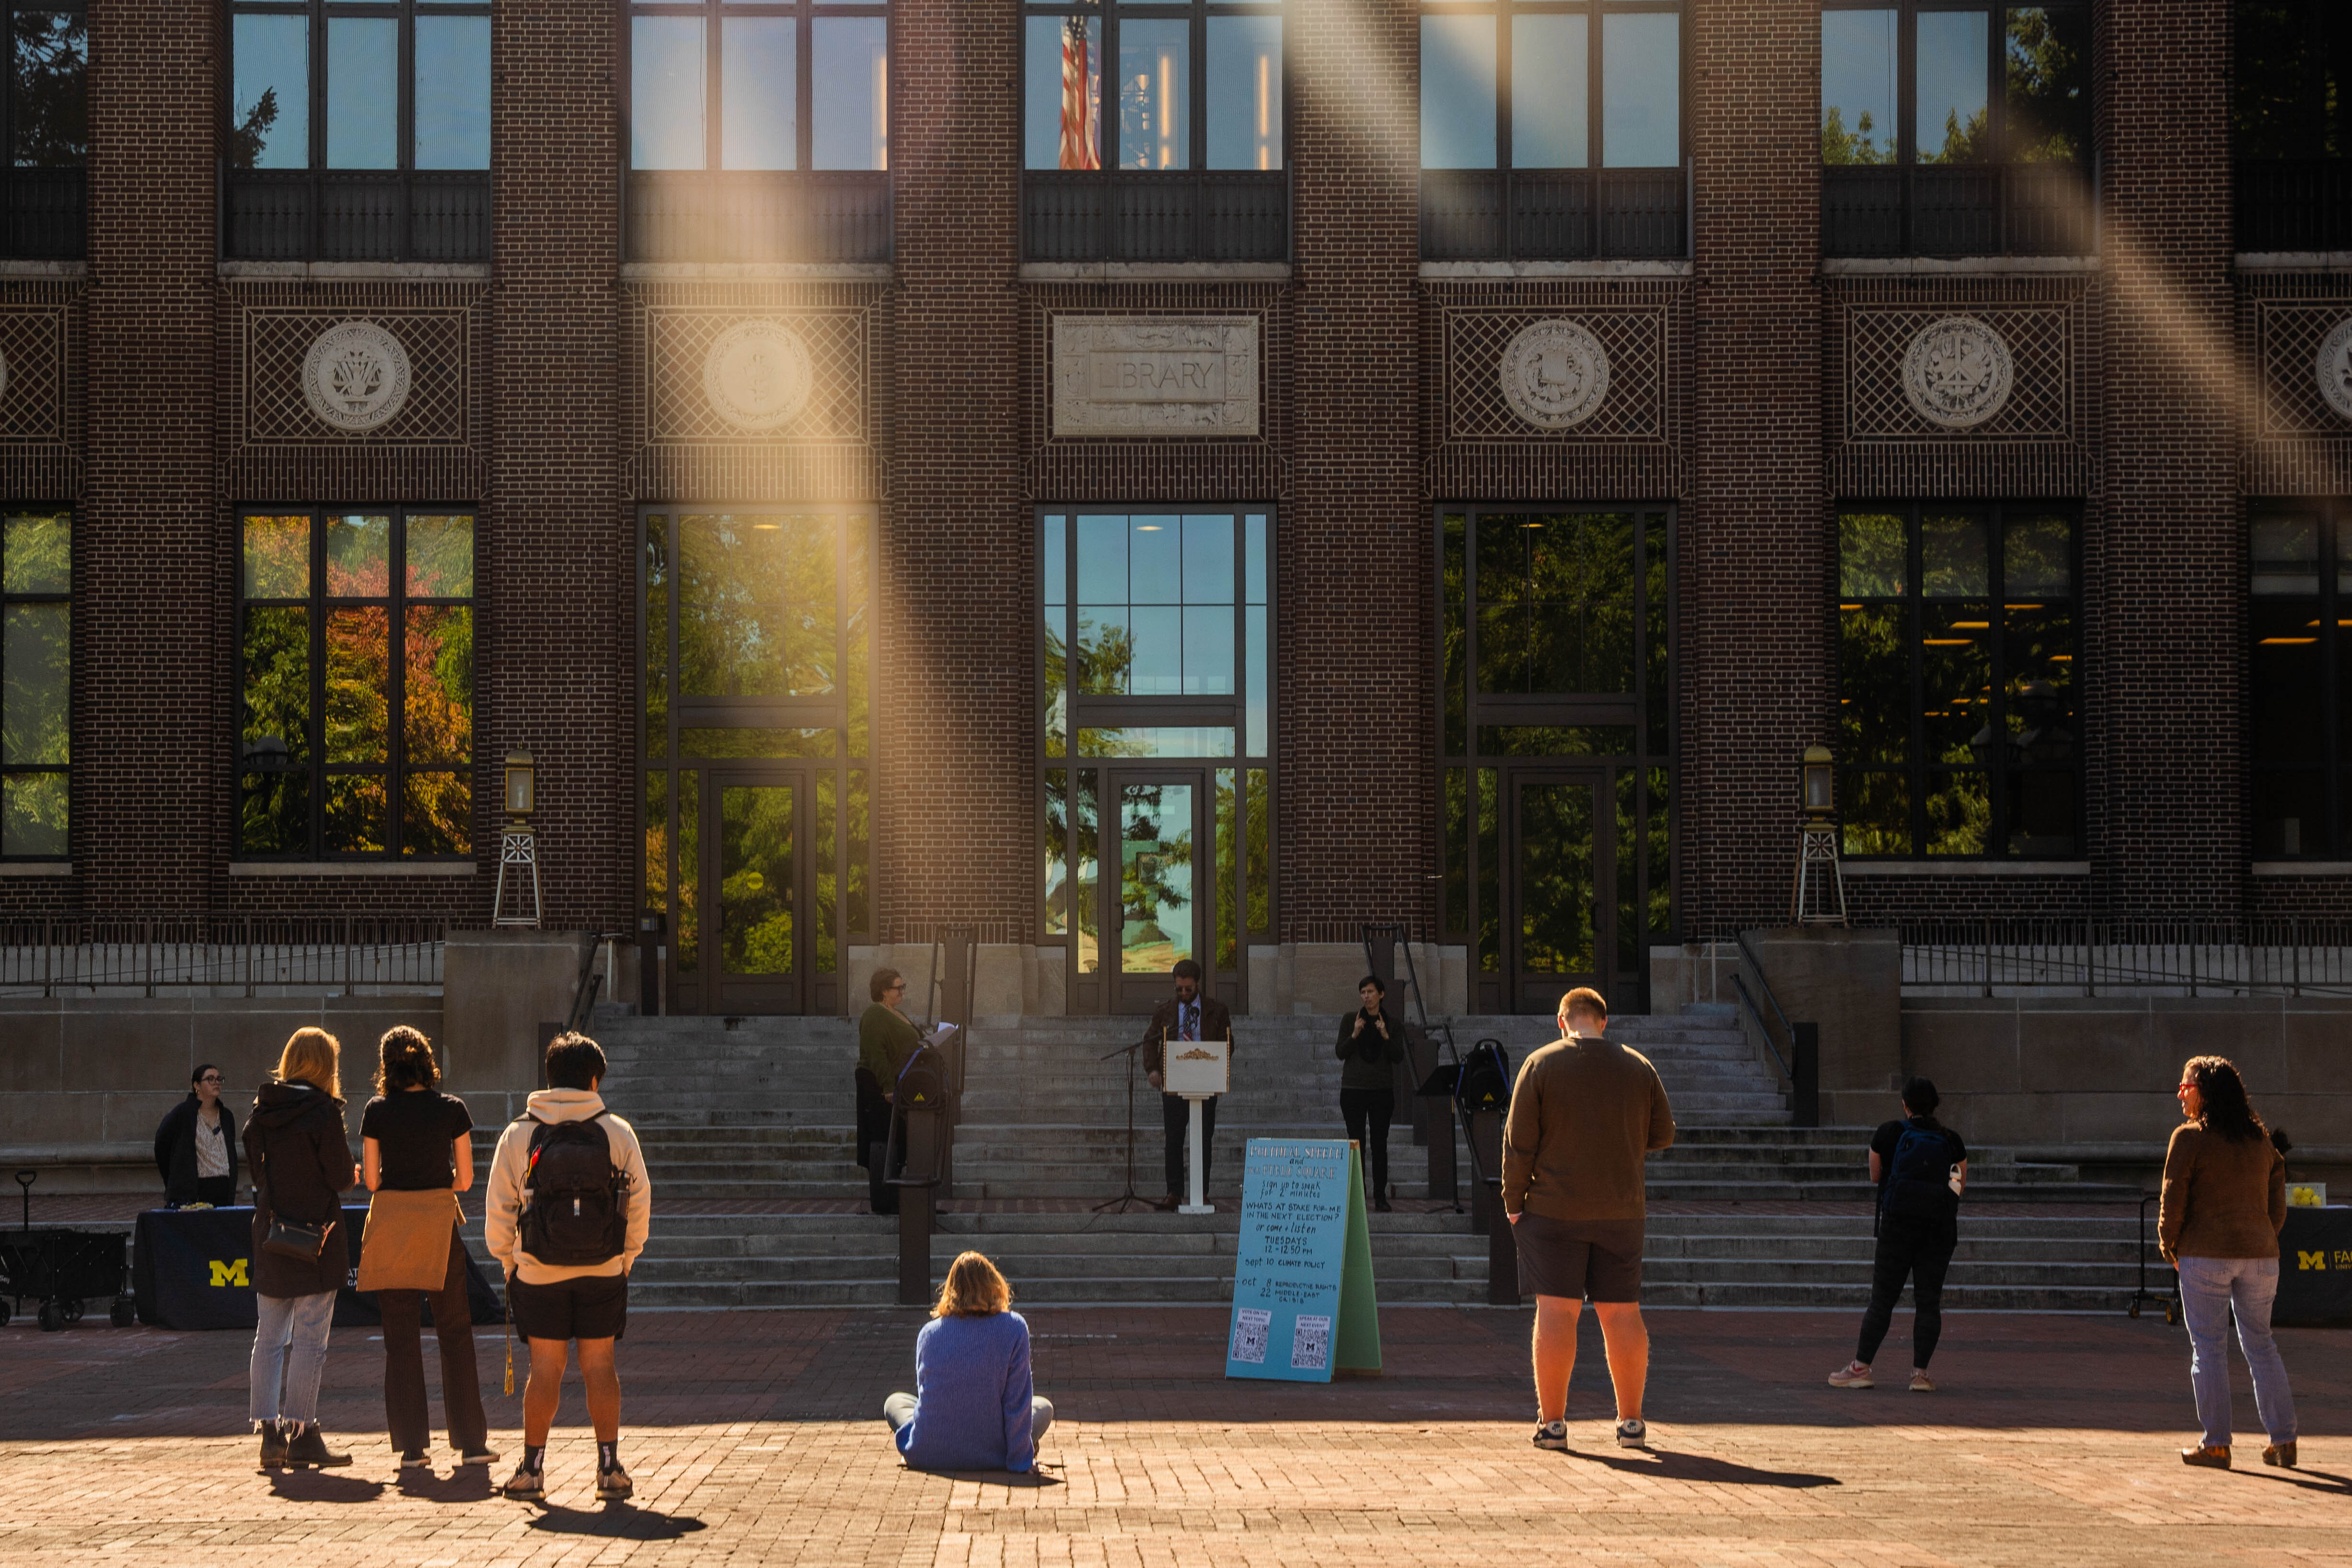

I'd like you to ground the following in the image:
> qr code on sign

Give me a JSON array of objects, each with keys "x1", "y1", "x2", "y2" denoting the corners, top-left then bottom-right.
[
  {"x1": 1290, "y1": 1314, "x2": 1332, "y2": 1371},
  {"x1": 1230, "y1": 1308, "x2": 1271, "y2": 1365}
]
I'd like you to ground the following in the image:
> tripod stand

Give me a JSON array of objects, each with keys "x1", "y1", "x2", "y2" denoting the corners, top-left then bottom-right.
[{"x1": 1093, "y1": 1038, "x2": 1151, "y2": 1213}]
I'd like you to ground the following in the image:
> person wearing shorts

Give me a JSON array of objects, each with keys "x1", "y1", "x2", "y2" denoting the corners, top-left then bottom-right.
[
  {"x1": 1502, "y1": 987, "x2": 1674, "y2": 1452},
  {"x1": 484, "y1": 1033, "x2": 651, "y2": 1504}
]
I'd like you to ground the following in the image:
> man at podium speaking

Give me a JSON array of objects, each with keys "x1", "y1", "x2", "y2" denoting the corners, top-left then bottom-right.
[{"x1": 1138, "y1": 959, "x2": 1235, "y2": 1211}]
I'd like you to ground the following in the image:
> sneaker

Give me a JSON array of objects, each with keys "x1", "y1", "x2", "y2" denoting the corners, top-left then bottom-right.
[
  {"x1": 1908, "y1": 1369, "x2": 1936, "y2": 1393},
  {"x1": 503, "y1": 1463, "x2": 546, "y2": 1500},
  {"x1": 595, "y1": 1463, "x2": 634, "y2": 1501},
  {"x1": 1531, "y1": 1419, "x2": 1568, "y2": 1451},
  {"x1": 1615, "y1": 1418, "x2": 1648, "y2": 1450},
  {"x1": 457, "y1": 1448, "x2": 502, "y2": 1467},
  {"x1": 2179, "y1": 1446, "x2": 2231, "y2": 1469},
  {"x1": 1828, "y1": 1361, "x2": 1874, "y2": 1389},
  {"x1": 398, "y1": 1450, "x2": 432, "y2": 1472},
  {"x1": 2263, "y1": 1440, "x2": 2297, "y2": 1469}
]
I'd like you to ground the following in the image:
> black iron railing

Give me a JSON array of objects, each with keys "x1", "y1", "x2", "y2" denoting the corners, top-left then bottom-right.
[
  {"x1": 3, "y1": 168, "x2": 82, "y2": 260},
  {"x1": 224, "y1": 171, "x2": 491, "y2": 263},
  {"x1": 626, "y1": 171, "x2": 891, "y2": 265},
  {"x1": 0, "y1": 915, "x2": 445, "y2": 997},
  {"x1": 1420, "y1": 168, "x2": 1685, "y2": 262},
  {"x1": 1022, "y1": 170, "x2": 1287, "y2": 264},
  {"x1": 1901, "y1": 918, "x2": 2352, "y2": 997},
  {"x1": 2236, "y1": 159, "x2": 2352, "y2": 254},
  {"x1": 1822, "y1": 162, "x2": 2094, "y2": 258}
]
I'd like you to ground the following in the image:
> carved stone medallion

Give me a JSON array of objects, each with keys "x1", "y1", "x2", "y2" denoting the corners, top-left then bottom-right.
[
  {"x1": 301, "y1": 321, "x2": 412, "y2": 432},
  {"x1": 702, "y1": 319, "x2": 815, "y2": 432},
  {"x1": 1052, "y1": 316, "x2": 1260, "y2": 437},
  {"x1": 2316, "y1": 318, "x2": 2352, "y2": 423},
  {"x1": 1900, "y1": 316, "x2": 2014, "y2": 429},
  {"x1": 1498, "y1": 319, "x2": 1611, "y2": 429}
]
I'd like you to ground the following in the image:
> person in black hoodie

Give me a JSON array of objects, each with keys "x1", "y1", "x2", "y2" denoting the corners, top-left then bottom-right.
[
  {"x1": 154, "y1": 1063, "x2": 239, "y2": 1207},
  {"x1": 243, "y1": 1027, "x2": 359, "y2": 1471}
]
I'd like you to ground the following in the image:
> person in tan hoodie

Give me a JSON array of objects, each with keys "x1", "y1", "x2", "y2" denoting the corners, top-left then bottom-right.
[{"x1": 484, "y1": 1032, "x2": 652, "y2": 1504}]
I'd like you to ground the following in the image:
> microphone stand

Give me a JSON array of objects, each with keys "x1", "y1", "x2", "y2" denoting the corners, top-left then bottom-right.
[{"x1": 1093, "y1": 1038, "x2": 1149, "y2": 1213}]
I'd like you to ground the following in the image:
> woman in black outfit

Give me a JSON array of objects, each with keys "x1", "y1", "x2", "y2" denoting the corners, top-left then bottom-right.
[
  {"x1": 154, "y1": 1062, "x2": 238, "y2": 1207},
  {"x1": 244, "y1": 1028, "x2": 357, "y2": 1470},
  {"x1": 359, "y1": 1025, "x2": 495, "y2": 1471},
  {"x1": 1335, "y1": 976, "x2": 1404, "y2": 1212}
]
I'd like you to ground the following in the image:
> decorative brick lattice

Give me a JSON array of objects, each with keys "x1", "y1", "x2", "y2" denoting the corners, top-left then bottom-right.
[
  {"x1": 2258, "y1": 300, "x2": 2352, "y2": 438},
  {"x1": 0, "y1": 306, "x2": 64, "y2": 442},
  {"x1": 1846, "y1": 306, "x2": 2071, "y2": 440},
  {"x1": 244, "y1": 310, "x2": 470, "y2": 444},
  {"x1": 646, "y1": 310, "x2": 866, "y2": 444},
  {"x1": 1444, "y1": 309, "x2": 1665, "y2": 440}
]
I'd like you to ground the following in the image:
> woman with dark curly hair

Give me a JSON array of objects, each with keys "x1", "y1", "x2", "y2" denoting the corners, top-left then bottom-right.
[{"x1": 2159, "y1": 1055, "x2": 2296, "y2": 1470}]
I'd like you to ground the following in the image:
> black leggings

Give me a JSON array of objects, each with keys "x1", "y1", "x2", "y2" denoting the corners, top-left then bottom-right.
[
  {"x1": 1856, "y1": 1217, "x2": 1957, "y2": 1369},
  {"x1": 1339, "y1": 1088, "x2": 1395, "y2": 1198}
]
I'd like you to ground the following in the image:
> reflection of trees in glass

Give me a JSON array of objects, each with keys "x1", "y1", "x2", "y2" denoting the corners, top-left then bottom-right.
[
  {"x1": 2004, "y1": 7, "x2": 2087, "y2": 163},
  {"x1": 1838, "y1": 605, "x2": 1907, "y2": 762},
  {"x1": 1077, "y1": 614, "x2": 1132, "y2": 697},
  {"x1": 227, "y1": 87, "x2": 278, "y2": 171},
  {"x1": 1839, "y1": 510, "x2": 1906, "y2": 597},
  {"x1": 12, "y1": 12, "x2": 85, "y2": 166},
  {"x1": 1, "y1": 509, "x2": 69, "y2": 856},
  {"x1": 1215, "y1": 769, "x2": 1237, "y2": 971},
  {"x1": 1118, "y1": 784, "x2": 1191, "y2": 971},
  {"x1": 720, "y1": 785, "x2": 796, "y2": 976},
  {"x1": 1918, "y1": 106, "x2": 1991, "y2": 164},
  {"x1": 1516, "y1": 780, "x2": 1593, "y2": 973},
  {"x1": 1841, "y1": 769, "x2": 1908, "y2": 855},
  {"x1": 2, "y1": 604, "x2": 66, "y2": 764},
  {"x1": 1821, "y1": 105, "x2": 1891, "y2": 164},
  {"x1": 1475, "y1": 512, "x2": 1635, "y2": 695},
  {"x1": 2233, "y1": 0, "x2": 2348, "y2": 161},
  {"x1": 1923, "y1": 772, "x2": 1989, "y2": 854},
  {"x1": 678, "y1": 513, "x2": 839, "y2": 699}
]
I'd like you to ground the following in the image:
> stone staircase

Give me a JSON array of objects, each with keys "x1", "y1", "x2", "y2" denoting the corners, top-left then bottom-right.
[{"x1": 455, "y1": 1005, "x2": 2150, "y2": 1312}]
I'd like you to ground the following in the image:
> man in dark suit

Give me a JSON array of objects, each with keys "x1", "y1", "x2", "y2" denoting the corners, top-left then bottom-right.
[{"x1": 1137, "y1": 958, "x2": 1236, "y2": 1211}]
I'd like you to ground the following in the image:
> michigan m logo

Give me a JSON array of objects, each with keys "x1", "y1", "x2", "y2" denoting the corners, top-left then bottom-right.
[
  {"x1": 209, "y1": 1258, "x2": 249, "y2": 1287},
  {"x1": 2297, "y1": 1250, "x2": 2326, "y2": 1272}
]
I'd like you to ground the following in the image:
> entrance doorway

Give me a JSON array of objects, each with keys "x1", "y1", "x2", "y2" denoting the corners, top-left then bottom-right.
[
  {"x1": 703, "y1": 769, "x2": 804, "y2": 1015},
  {"x1": 1108, "y1": 771, "x2": 1204, "y2": 1014},
  {"x1": 1505, "y1": 770, "x2": 1612, "y2": 1014}
]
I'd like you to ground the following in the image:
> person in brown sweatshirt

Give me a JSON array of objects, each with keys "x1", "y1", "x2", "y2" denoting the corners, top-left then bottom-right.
[
  {"x1": 1501, "y1": 986, "x2": 1674, "y2": 1453},
  {"x1": 2159, "y1": 1055, "x2": 2296, "y2": 1470}
]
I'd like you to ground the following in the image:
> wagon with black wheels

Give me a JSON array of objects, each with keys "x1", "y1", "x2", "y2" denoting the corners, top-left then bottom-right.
[{"x1": 1, "y1": 1227, "x2": 134, "y2": 1332}]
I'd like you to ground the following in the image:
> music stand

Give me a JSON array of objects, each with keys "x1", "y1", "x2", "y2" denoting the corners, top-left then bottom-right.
[{"x1": 1094, "y1": 1038, "x2": 1150, "y2": 1213}]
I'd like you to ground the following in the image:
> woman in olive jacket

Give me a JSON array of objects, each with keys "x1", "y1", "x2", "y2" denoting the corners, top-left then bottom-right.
[{"x1": 243, "y1": 1027, "x2": 358, "y2": 1471}]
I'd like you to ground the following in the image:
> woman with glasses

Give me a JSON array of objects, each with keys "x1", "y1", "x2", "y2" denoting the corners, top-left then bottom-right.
[
  {"x1": 857, "y1": 967, "x2": 922, "y2": 1214},
  {"x1": 154, "y1": 1063, "x2": 239, "y2": 1208}
]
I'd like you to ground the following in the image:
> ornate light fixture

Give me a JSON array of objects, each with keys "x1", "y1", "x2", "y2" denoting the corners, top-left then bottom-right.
[
  {"x1": 1792, "y1": 743, "x2": 1848, "y2": 926},
  {"x1": 493, "y1": 749, "x2": 542, "y2": 928}
]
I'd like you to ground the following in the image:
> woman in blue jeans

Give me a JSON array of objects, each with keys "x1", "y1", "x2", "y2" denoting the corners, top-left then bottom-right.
[
  {"x1": 2158, "y1": 1055, "x2": 2296, "y2": 1469},
  {"x1": 884, "y1": 1251, "x2": 1053, "y2": 1473}
]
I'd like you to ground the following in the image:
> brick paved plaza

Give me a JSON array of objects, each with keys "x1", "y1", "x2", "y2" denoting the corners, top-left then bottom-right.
[{"x1": 3, "y1": 1305, "x2": 2344, "y2": 1568}]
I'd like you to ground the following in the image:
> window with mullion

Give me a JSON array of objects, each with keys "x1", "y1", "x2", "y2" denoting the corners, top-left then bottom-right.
[
  {"x1": 1022, "y1": 1, "x2": 1285, "y2": 175},
  {"x1": 1819, "y1": 0, "x2": 2087, "y2": 168},
  {"x1": 0, "y1": 4, "x2": 85, "y2": 260},
  {"x1": 626, "y1": 0, "x2": 889, "y2": 173},
  {"x1": 238, "y1": 507, "x2": 475, "y2": 860},
  {"x1": 1, "y1": 509, "x2": 69, "y2": 858},
  {"x1": 1419, "y1": 0, "x2": 1683, "y2": 174},
  {"x1": 2249, "y1": 501, "x2": 2350, "y2": 859},
  {"x1": 1836, "y1": 502, "x2": 2079, "y2": 858}
]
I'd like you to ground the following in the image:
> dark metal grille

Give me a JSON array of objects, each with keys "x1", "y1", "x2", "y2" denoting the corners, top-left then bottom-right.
[
  {"x1": 1901, "y1": 919, "x2": 2352, "y2": 998},
  {"x1": 224, "y1": 172, "x2": 490, "y2": 263},
  {"x1": 0, "y1": 916, "x2": 445, "y2": 997},
  {"x1": 1420, "y1": 169, "x2": 1685, "y2": 262},
  {"x1": 1823, "y1": 163, "x2": 2094, "y2": 259},
  {"x1": 1022, "y1": 171, "x2": 1286, "y2": 264},
  {"x1": 626, "y1": 172, "x2": 891, "y2": 265},
  {"x1": 2236, "y1": 159, "x2": 2352, "y2": 254},
  {"x1": 4, "y1": 169, "x2": 82, "y2": 260}
]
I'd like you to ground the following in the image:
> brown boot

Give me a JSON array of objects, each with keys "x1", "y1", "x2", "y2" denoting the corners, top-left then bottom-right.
[
  {"x1": 2263, "y1": 1440, "x2": 2297, "y2": 1469},
  {"x1": 2179, "y1": 1445, "x2": 2230, "y2": 1468},
  {"x1": 258, "y1": 1423, "x2": 290, "y2": 1469},
  {"x1": 286, "y1": 1426, "x2": 352, "y2": 1469}
]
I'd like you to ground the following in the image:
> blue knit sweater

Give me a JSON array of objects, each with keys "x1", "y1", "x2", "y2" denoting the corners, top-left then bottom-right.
[{"x1": 893, "y1": 1311, "x2": 1037, "y2": 1473}]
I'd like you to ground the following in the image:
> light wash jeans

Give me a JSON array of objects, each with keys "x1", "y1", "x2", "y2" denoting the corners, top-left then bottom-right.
[
  {"x1": 884, "y1": 1392, "x2": 1054, "y2": 1445},
  {"x1": 2176, "y1": 1254, "x2": 2297, "y2": 1451},
  {"x1": 249, "y1": 1291, "x2": 336, "y2": 1431}
]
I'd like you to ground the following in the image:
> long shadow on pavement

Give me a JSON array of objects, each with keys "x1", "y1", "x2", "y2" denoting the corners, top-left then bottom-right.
[
  {"x1": 523, "y1": 1503, "x2": 708, "y2": 1539},
  {"x1": 1564, "y1": 1447, "x2": 1840, "y2": 1488}
]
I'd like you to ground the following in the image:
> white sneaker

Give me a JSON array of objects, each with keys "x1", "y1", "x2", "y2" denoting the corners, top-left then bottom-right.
[
  {"x1": 1909, "y1": 1369, "x2": 1936, "y2": 1392},
  {"x1": 1615, "y1": 1418, "x2": 1647, "y2": 1450},
  {"x1": 1828, "y1": 1361, "x2": 1874, "y2": 1389},
  {"x1": 1531, "y1": 1419, "x2": 1568, "y2": 1451}
]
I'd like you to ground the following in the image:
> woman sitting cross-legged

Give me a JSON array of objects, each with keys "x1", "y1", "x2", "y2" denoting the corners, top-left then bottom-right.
[{"x1": 883, "y1": 1251, "x2": 1053, "y2": 1474}]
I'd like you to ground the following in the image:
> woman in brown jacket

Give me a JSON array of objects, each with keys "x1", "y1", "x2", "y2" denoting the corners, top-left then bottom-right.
[
  {"x1": 243, "y1": 1027, "x2": 359, "y2": 1471},
  {"x1": 2158, "y1": 1055, "x2": 2296, "y2": 1470}
]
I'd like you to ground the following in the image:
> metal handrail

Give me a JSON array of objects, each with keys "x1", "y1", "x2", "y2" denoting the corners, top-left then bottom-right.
[{"x1": 1731, "y1": 929, "x2": 1796, "y2": 1077}]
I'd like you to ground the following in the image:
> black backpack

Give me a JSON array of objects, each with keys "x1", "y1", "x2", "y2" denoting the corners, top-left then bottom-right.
[
  {"x1": 518, "y1": 1112, "x2": 629, "y2": 1266},
  {"x1": 1455, "y1": 1040, "x2": 1512, "y2": 1115},
  {"x1": 1881, "y1": 1121, "x2": 1962, "y2": 1226}
]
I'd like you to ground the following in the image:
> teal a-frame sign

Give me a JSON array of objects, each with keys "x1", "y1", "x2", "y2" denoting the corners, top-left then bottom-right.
[{"x1": 1225, "y1": 1137, "x2": 1381, "y2": 1382}]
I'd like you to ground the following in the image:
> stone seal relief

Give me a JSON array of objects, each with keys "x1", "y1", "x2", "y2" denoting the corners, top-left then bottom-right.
[
  {"x1": 702, "y1": 319, "x2": 816, "y2": 432},
  {"x1": 1900, "y1": 316, "x2": 2014, "y2": 429},
  {"x1": 2316, "y1": 317, "x2": 2352, "y2": 423},
  {"x1": 1498, "y1": 319, "x2": 1611, "y2": 429},
  {"x1": 302, "y1": 321, "x2": 412, "y2": 432}
]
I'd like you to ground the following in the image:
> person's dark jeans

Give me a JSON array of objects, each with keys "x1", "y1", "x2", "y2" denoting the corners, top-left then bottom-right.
[
  {"x1": 379, "y1": 1226, "x2": 488, "y2": 1455},
  {"x1": 1338, "y1": 1088, "x2": 1394, "y2": 1199},
  {"x1": 1162, "y1": 1092, "x2": 1217, "y2": 1197},
  {"x1": 1855, "y1": 1216, "x2": 1958, "y2": 1370},
  {"x1": 868, "y1": 1129, "x2": 906, "y2": 1214}
]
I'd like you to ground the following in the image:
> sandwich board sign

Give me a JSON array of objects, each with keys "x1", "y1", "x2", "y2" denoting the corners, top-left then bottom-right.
[{"x1": 1225, "y1": 1138, "x2": 1381, "y2": 1382}]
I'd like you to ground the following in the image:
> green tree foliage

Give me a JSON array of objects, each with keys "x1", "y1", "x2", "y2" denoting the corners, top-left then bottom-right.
[
  {"x1": 228, "y1": 86, "x2": 278, "y2": 172},
  {"x1": 11, "y1": 12, "x2": 84, "y2": 166},
  {"x1": 2005, "y1": 7, "x2": 2088, "y2": 163},
  {"x1": 1820, "y1": 105, "x2": 1891, "y2": 165}
]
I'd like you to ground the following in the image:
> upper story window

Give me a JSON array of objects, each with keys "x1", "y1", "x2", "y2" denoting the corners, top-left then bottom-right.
[
  {"x1": 1418, "y1": 0, "x2": 1686, "y2": 262},
  {"x1": 2234, "y1": 0, "x2": 2350, "y2": 252},
  {"x1": 238, "y1": 509, "x2": 475, "y2": 860},
  {"x1": 2249, "y1": 502, "x2": 2352, "y2": 859},
  {"x1": 1836, "y1": 503, "x2": 2080, "y2": 858},
  {"x1": 625, "y1": 0, "x2": 890, "y2": 264},
  {"x1": 2, "y1": 7, "x2": 84, "y2": 260},
  {"x1": 1020, "y1": 1, "x2": 1287, "y2": 265},
  {"x1": 225, "y1": 0, "x2": 490, "y2": 262},
  {"x1": 2, "y1": 510, "x2": 69, "y2": 859},
  {"x1": 1819, "y1": 2, "x2": 2092, "y2": 259}
]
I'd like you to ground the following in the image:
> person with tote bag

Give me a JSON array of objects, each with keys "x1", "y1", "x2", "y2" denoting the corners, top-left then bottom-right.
[
  {"x1": 359, "y1": 1025, "x2": 497, "y2": 1472},
  {"x1": 244, "y1": 1028, "x2": 357, "y2": 1470}
]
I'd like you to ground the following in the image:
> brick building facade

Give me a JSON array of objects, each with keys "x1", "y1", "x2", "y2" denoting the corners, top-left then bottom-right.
[{"x1": 1, "y1": 0, "x2": 2346, "y2": 1016}]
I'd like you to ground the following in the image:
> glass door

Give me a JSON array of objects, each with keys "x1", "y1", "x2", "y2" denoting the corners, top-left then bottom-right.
[
  {"x1": 1505, "y1": 769, "x2": 1612, "y2": 1015},
  {"x1": 1107, "y1": 770, "x2": 1205, "y2": 1014},
  {"x1": 704, "y1": 767, "x2": 805, "y2": 1014}
]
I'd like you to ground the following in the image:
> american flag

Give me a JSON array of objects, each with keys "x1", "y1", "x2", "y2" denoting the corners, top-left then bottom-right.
[{"x1": 1059, "y1": 16, "x2": 1098, "y2": 170}]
